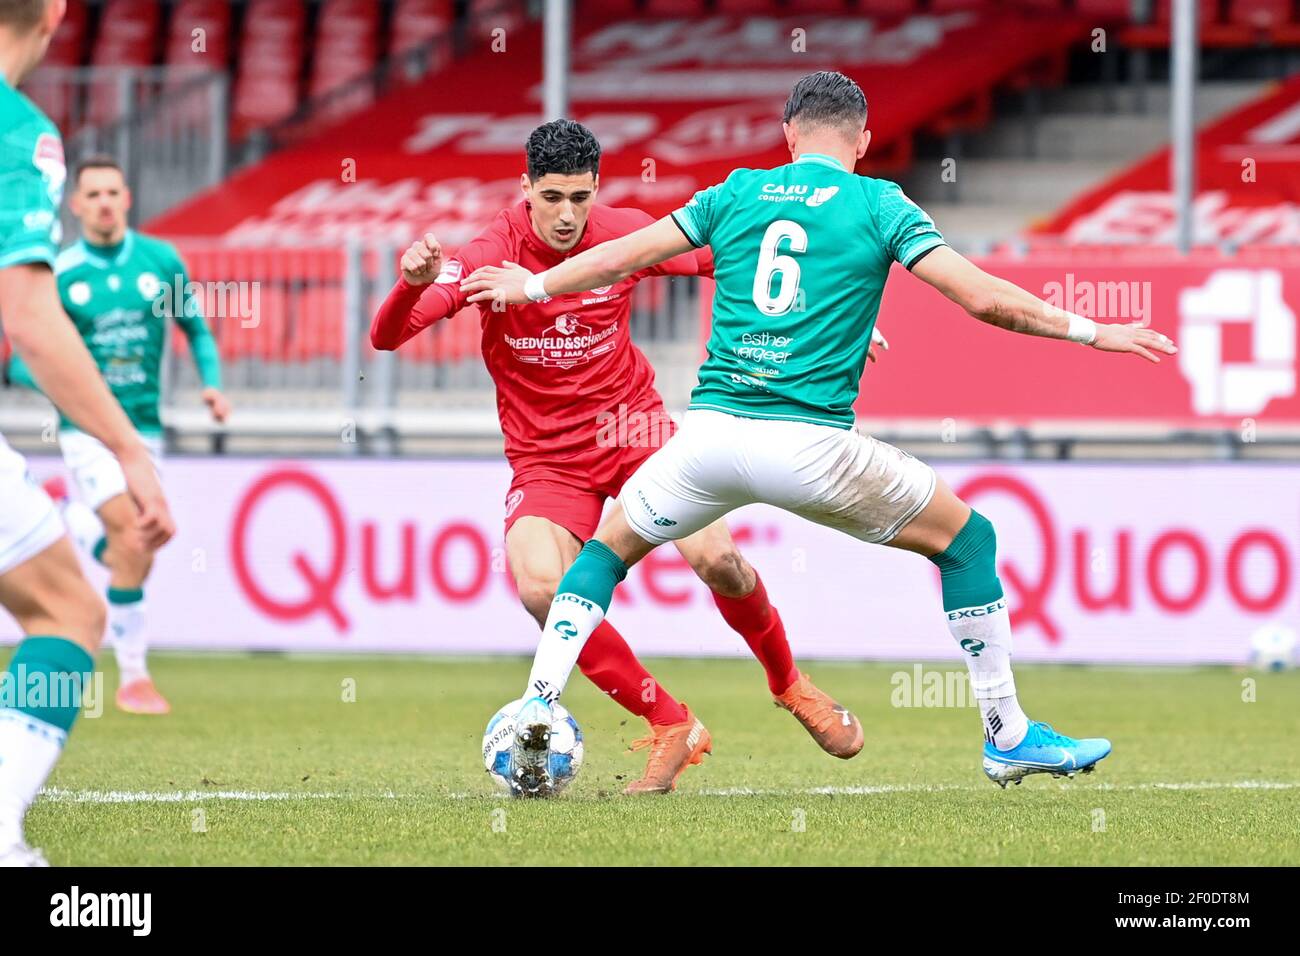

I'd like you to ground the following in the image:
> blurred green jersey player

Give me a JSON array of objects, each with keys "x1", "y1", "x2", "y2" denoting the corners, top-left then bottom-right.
[{"x1": 10, "y1": 154, "x2": 231, "y2": 715}]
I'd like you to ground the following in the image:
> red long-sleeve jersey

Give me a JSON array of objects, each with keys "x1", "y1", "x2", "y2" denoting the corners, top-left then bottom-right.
[{"x1": 372, "y1": 201, "x2": 712, "y2": 476}]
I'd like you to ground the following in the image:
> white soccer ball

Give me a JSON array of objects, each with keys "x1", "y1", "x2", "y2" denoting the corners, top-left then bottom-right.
[
  {"x1": 1249, "y1": 624, "x2": 1297, "y2": 672},
  {"x1": 482, "y1": 698, "x2": 584, "y2": 795}
]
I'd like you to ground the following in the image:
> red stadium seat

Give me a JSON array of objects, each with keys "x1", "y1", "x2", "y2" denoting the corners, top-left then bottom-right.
[
  {"x1": 576, "y1": 0, "x2": 638, "y2": 14},
  {"x1": 389, "y1": 0, "x2": 454, "y2": 56},
  {"x1": 309, "y1": 0, "x2": 381, "y2": 105},
  {"x1": 716, "y1": 0, "x2": 783, "y2": 13},
  {"x1": 44, "y1": 0, "x2": 86, "y2": 66},
  {"x1": 642, "y1": 0, "x2": 710, "y2": 15},
  {"x1": 1072, "y1": 0, "x2": 1134, "y2": 17},
  {"x1": 90, "y1": 0, "x2": 160, "y2": 67},
  {"x1": 232, "y1": 0, "x2": 306, "y2": 138},
  {"x1": 1204, "y1": 0, "x2": 1297, "y2": 44},
  {"x1": 855, "y1": 0, "x2": 924, "y2": 14},
  {"x1": 165, "y1": 0, "x2": 231, "y2": 72},
  {"x1": 88, "y1": 0, "x2": 161, "y2": 125},
  {"x1": 466, "y1": 0, "x2": 525, "y2": 41}
]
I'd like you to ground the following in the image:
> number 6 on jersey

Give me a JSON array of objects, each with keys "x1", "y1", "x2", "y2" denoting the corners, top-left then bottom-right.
[{"x1": 752, "y1": 219, "x2": 807, "y2": 316}]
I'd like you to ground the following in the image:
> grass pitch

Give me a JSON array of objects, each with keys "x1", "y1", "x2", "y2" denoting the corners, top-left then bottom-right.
[{"x1": 19, "y1": 653, "x2": 1300, "y2": 866}]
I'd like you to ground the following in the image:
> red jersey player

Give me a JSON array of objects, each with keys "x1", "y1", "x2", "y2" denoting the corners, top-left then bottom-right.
[{"x1": 372, "y1": 120, "x2": 863, "y2": 793}]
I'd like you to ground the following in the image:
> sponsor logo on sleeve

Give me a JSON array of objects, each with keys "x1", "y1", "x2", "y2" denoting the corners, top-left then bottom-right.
[{"x1": 434, "y1": 259, "x2": 464, "y2": 285}]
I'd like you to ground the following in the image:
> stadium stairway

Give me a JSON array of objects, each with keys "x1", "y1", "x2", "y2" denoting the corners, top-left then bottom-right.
[{"x1": 900, "y1": 80, "x2": 1270, "y2": 251}]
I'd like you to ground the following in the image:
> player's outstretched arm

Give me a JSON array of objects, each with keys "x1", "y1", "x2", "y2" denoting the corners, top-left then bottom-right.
[
  {"x1": 911, "y1": 246, "x2": 1178, "y2": 363},
  {"x1": 460, "y1": 217, "x2": 694, "y2": 306},
  {"x1": 0, "y1": 263, "x2": 175, "y2": 548}
]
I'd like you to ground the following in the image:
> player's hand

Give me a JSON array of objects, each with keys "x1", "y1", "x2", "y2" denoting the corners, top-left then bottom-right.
[
  {"x1": 202, "y1": 387, "x2": 231, "y2": 423},
  {"x1": 460, "y1": 262, "x2": 533, "y2": 306},
  {"x1": 400, "y1": 233, "x2": 443, "y2": 286},
  {"x1": 118, "y1": 445, "x2": 175, "y2": 551},
  {"x1": 1090, "y1": 322, "x2": 1178, "y2": 364},
  {"x1": 868, "y1": 326, "x2": 889, "y2": 364}
]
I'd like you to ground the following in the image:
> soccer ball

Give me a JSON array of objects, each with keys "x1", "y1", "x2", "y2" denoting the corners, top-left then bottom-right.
[
  {"x1": 482, "y1": 698, "x2": 584, "y2": 796},
  {"x1": 1249, "y1": 624, "x2": 1297, "y2": 672}
]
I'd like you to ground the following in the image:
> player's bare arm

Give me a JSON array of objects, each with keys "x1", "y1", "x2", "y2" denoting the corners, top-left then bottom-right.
[
  {"x1": 461, "y1": 216, "x2": 692, "y2": 305},
  {"x1": 0, "y1": 263, "x2": 175, "y2": 549},
  {"x1": 911, "y1": 246, "x2": 1178, "y2": 364}
]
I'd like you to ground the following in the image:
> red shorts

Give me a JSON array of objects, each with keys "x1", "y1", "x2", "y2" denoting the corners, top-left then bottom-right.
[{"x1": 503, "y1": 406, "x2": 678, "y2": 542}]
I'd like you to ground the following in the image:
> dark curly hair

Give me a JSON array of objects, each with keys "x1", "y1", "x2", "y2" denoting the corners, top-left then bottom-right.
[
  {"x1": 525, "y1": 119, "x2": 601, "y2": 181},
  {"x1": 783, "y1": 71, "x2": 867, "y2": 137}
]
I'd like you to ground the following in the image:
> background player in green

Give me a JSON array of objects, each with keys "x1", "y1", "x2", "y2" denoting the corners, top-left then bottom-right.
[
  {"x1": 462, "y1": 71, "x2": 1178, "y2": 794},
  {"x1": 11, "y1": 153, "x2": 229, "y2": 715},
  {"x1": 0, "y1": 0, "x2": 173, "y2": 865}
]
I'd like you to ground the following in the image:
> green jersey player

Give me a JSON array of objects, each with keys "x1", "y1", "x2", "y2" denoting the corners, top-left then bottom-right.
[
  {"x1": 10, "y1": 154, "x2": 230, "y2": 715},
  {"x1": 0, "y1": 0, "x2": 173, "y2": 866},
  {"x1": 461, "y1": 71, "x2": 1177, "y2": 794}
]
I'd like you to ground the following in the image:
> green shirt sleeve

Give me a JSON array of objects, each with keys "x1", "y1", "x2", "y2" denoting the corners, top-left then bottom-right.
[
  {"x1": 671, "y1": 178, "x2": 728, "y2": 249},
  {"x1": 166, "y1": 246, "x2": 222, "y2": 390},
  {"x1": 0, "y1": 118, "x2": 64, "y2": 269},
  {"x1": 877, "y1": 181, "x2": 946, "y2": 269}
]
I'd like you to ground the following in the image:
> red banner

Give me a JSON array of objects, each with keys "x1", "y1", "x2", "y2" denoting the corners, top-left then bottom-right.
[
  {"x1": 694, "y1": 247, "x2": 1300, "y2": 428},
  {"x1": 856, "y1": 249, "x2": 1300, "y2": 427}
]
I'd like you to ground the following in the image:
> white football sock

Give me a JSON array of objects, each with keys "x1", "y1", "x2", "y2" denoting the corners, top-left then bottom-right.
[
  {"x1": 0, "y1": 709, "x2": 66, "y2": 848},
  {"x1": 946, "y1": 598, "x2": 1028, "y2": 750},
  {"x1": 981, "y1": 696, "x2": 1030, "y2": 752},
  {"x1": 109, "y1": 598, "x2": 149, "y2": 685},
  {"x1": 526, "y1": 593, "x2": 606, "y2": 703},
  {"x1": 62, "y1": 499, "x2": 105, "y2": 557}
]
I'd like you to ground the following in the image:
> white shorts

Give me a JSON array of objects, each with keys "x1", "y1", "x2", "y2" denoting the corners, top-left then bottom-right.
[
  {"x1": 59, "y1": 429, "x2": 165, "y2": 512},
  {"x1": 0, "y1": 433, "x2": 66, "y2": 577},
  {"x1": 618, "y1": 409, "x2": 938, "y2": 547}
]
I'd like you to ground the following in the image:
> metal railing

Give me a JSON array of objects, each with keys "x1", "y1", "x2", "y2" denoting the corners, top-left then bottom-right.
[
  {"x1": 22, "y1": 65, "x2": 230, "y2": 227},
  {"x1": 148, "y1": 240, "x2": 703, "y2": 452}
]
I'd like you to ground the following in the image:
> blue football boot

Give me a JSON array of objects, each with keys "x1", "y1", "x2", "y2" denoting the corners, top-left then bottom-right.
[{"x1": 982, "y1": 720, "x2": 1111, "y2": 788}]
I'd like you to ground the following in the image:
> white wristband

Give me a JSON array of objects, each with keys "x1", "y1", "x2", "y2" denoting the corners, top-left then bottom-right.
[
  {"x1": 524, "y1": 270, "x2": 550, "y2": 303},
  {"x1": 1066, "y1": 314, "x2": 1097, "y2": 345}
]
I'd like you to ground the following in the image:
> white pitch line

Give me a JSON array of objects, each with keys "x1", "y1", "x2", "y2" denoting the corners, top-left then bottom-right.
[
  {"x1": 39, "y1": 780, "x2": 1300, "y2": 803},
  {"x1": 39, "y1": 787, "x2": 400, "y2": 804}
]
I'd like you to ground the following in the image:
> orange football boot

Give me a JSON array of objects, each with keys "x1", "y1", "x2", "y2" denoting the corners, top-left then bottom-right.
[
  {"x1": 623, "y1": 706, "x2": 712, "y2": 795},
  {"x1": 774, "y1": 672, "x2": 863, "y2": 759}
]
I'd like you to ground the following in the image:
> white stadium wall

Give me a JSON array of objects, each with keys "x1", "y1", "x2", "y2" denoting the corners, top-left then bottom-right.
[{"x1": 2, "y1": 457, "x2": 1294, "y2": 665}]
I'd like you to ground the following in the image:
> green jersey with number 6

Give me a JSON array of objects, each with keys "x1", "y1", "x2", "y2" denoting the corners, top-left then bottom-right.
[{"x1": 671, "y1": 152, "x2": 945, "y2": 428}]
